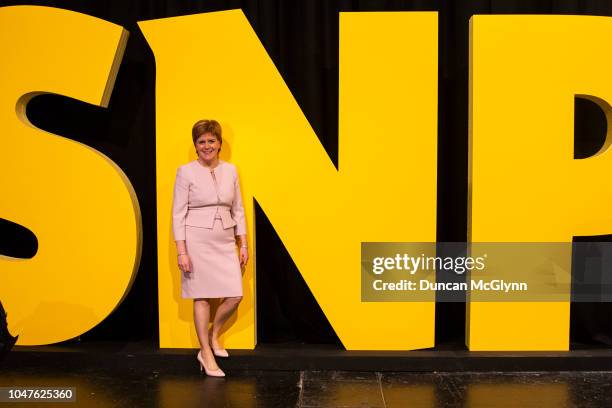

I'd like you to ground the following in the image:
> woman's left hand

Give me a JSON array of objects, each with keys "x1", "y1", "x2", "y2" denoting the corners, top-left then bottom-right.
[{"x1": 239, "y1": 247, "x2": 249, "y2": 268}]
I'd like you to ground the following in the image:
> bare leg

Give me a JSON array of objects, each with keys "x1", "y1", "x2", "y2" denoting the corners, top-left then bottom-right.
[
  {"x1": 193, "y1": 299, "x2": 219, "y2": 371},
  {"x1": 211, "y1": 296, "x2": 242, "y2": 349}
]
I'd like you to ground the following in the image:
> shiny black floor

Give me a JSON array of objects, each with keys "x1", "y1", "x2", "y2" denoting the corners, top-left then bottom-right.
[{"x1": 2, "y1": 365, "x2": 612, "y2": 407}]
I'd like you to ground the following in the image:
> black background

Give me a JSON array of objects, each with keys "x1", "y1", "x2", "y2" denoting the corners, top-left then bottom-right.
[{"x1": 1, "y1": 0, "x2": 612, "y2": 348}]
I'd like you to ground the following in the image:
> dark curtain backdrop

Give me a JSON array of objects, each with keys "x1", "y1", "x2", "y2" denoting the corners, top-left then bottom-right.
[{"x1": 2, "y1": 0, "x2": 612, "y2": 348}]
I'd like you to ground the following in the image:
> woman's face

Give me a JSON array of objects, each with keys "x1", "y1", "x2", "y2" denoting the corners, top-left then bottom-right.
[{"x1": 195, "y1": 132, "x2": 221, "y2": 162}]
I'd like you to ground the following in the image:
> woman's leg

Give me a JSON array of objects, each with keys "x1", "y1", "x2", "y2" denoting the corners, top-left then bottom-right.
[
  {"x1": 193, "y1": 298, "x2": 219, "y2": 370},
  {"x1": 211, "y1": 296, "x2": 242, "y2": 349}
]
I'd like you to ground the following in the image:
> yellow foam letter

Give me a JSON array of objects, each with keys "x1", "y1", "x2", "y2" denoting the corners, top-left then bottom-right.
[
  {"x1": 141, "y1": 10, "x2": 438, "y2": 350},
  {"x1": 0, "y1": 6, "x2": 141, "y2": 345},
  {"x1": 468, "y1": 15, "x2": 612, "y2": 350}
]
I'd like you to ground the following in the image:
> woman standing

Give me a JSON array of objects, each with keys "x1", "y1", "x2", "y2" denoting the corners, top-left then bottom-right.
[{"x1": 172, "y1": 120, "x2": 248, "y2": 377}]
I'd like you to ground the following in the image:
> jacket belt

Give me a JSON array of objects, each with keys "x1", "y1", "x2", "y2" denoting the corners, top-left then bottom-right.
[{"x1": 185, "y1": 206, "x2": 237, "y2": 230}]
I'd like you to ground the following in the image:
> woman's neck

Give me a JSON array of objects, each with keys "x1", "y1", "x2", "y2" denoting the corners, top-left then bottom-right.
[{"x1": 197, "y1": 157, "x2": 219, "y2": 168}]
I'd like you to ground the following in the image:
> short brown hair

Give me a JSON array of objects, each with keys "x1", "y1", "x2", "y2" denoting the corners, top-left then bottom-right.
[{"x1": 192, "y1": 119, "x2": 222, "y2": 146}]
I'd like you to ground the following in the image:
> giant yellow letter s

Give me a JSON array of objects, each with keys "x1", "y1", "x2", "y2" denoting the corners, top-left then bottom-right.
[
  {"x1": 468, "y1": 15, "x2": 612, "y2": 350},
  {"x1": 0, "y1": 6, "x2": 141, "y2": 345},
  {"x1": 140, "y1": 10, "x2": 438, "y2": 350}
]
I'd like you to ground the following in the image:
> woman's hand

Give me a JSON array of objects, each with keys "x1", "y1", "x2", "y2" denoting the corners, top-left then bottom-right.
[
  {"x1": 239, "y1": 247, "x2": 249, "y2": 268},
  {"x1": 178, "y1": 253, "x2": 191, "y2": 274}
]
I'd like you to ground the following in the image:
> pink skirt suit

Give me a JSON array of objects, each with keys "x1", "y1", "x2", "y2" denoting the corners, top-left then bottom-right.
[{"x1": 172, "y1": 160, "x2": 246, "y2": 298}]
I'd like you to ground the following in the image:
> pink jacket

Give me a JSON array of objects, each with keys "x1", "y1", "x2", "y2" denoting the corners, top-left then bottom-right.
[{"x1": 172, "y1": 160, "x2": 246, "y2": 241}]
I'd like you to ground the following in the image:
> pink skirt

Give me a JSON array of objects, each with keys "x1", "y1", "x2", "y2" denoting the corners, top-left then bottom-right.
[{"x1": 183, "y1": 218, "x2": 243, "y2": 298}]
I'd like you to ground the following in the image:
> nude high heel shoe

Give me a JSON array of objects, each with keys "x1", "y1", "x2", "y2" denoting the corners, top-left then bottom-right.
[
  {"x1": 212, "y1": 347, "x2": 229, "y2": 358},
  {"x1": 209, "y1": 332, "x2": 229, "y2": 358},
  {"x1": 197, "y1": 350, "x2": 225, "y2": 377}
]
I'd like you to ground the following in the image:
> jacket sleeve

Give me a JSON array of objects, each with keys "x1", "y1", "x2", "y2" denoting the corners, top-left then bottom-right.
[
  {"x1": 231, "y1": 166, "x2": 247, "y2": 236},
  {"x1": 172, "y1": 167, "x2": 190, "y2": 241}
]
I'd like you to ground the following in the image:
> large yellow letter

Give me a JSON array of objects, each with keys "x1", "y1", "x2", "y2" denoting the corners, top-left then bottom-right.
[
  {"x1": 0, "y1": 6, "x2": 141, "y2": 345},
  {"x1": 468, "y1": 15, "x2": 612, "y2": 350},
  {"x1": 141, "y1": 10, "x2": 438, "y2": 350}
]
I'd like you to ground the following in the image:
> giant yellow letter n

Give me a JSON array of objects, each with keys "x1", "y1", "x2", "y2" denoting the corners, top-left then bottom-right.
[
  {"x1": 141, "y1": 10, "x2": 438, "y2": 350},
  {"x1": 468, "y1": 15, "x2": 612, "y2": 350},
  {"x1": 0, "y1": 6, "x2": 141, "y2": 345}
]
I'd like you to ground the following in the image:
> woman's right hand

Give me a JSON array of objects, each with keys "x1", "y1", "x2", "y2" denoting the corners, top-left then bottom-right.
[{"x1": 178, "y1": 253, "x2": 191, "y2": 274}]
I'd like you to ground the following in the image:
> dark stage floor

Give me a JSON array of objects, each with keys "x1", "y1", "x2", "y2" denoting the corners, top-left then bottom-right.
[
  {"x1": 3, "y1": 343, "x2": 612, "y2": 407},
  {"x1": 0, "y1": 342, "x2": 612, "y2": 408},
  {"x1": 2, "y1": 364, "x2": 612, "y2": 407}
]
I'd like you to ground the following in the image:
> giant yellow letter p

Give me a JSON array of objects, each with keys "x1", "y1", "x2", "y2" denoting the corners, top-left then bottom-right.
[{"x1": 469, "y1": 15, "x2": 612, "y2": 350}]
